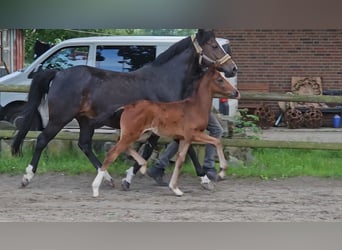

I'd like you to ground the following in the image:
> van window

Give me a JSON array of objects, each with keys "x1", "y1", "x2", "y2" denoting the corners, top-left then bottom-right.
[
  {"x1": 41, "y1": 46, "x2": 89, "y2": 70},
  {"x1": 95, "y1": 45, "x2": 156, "y2": 72}
]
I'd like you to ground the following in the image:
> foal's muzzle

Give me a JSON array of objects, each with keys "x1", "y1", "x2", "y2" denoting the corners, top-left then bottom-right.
[{"x1": 230, "y1": 89, "x2": 240, "y2": 99}]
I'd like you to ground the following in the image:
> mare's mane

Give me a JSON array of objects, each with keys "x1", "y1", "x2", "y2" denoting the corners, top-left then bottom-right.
[
  {"x1": 151, "y1": 30, "x2": 215, "y2": 67},
  {"x1": 151, "y1": 37, "x2": 192, "y2": 66}
]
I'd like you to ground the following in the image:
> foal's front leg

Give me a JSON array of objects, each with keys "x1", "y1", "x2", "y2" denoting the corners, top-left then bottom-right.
[
  {"x1": 169, "y1": 141, "x2": 190, "y2": 196},
  {"x1": 92, "y1": 142, "x2": 126, "y2": 197}
]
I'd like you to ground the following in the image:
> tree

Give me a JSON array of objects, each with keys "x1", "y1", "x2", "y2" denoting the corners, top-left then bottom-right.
[{"x1": 23, "y1": 29, "x2": 196, "y2": 64}]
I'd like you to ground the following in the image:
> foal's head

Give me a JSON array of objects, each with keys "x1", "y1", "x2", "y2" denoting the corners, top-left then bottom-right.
[{"x1": 203, "y1": 65, "x2": 240, "y2": 99}]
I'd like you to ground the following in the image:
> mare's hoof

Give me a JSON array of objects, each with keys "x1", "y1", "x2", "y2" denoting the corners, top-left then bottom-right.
[
  {"x1": 121, "y1": 179, "x2": 130, "y2": 191},
  {"x1": 21, "y1": 178, "x2": 29, "y2": 188}
]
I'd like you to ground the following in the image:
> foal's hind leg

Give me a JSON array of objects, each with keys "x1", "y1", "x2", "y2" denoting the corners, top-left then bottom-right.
[
  {"x1": 169, "y1": 140, "x2": 190, "y2": 196},
  {"x1": 77, "y1": 118, "x2": 114, "y2": 187}
]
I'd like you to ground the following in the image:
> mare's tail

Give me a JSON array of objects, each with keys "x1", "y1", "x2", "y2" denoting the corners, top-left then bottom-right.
[{"x1": 11, "y1": 69, "x2": 58, "y2": 156}]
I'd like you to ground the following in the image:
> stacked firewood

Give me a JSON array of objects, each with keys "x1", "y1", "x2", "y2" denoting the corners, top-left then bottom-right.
[
  {"x1": 253, "y1": 104, "x2": 276, "y2": 129},
  {"x1": 285, "y1": 108, "x2": 304, "y2": 129},
  {"x1": 303, "y1": 107, "x2": 323, "y2": 128},
  {"x1": 285, "y1": 107, "x2": 323, "y2": 129}
]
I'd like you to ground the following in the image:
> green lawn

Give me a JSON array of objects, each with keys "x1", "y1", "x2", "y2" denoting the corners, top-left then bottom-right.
[{"x1": 1, "y1": 145, "x2": 342, "y2": 179}]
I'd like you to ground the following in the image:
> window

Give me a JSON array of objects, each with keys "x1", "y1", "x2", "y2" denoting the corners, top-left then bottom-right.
[
  {"x1": 95, "y1": 45, "x2": 156, "y2": 72},
  {"x1": 41, "y1": 46, "x2": 89, "y2": 70}
]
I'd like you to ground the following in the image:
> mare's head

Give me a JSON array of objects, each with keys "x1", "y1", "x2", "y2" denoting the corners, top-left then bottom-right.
[
  {"x1": 194, "y1": 29, "x2": 237, "y2": 78},
  {"x1": 204, "y1": 65, "x2": 240, "y2": 99}
]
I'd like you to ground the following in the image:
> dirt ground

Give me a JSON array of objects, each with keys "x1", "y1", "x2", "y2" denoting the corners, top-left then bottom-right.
[{"x1": 1, "y1": 172, "x2": 342, "y2": 222}]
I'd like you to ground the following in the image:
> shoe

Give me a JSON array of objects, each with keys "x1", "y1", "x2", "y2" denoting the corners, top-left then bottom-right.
[
  {"x1": 200, "y1": 175, "x2": 216, "y2": 191},
  {"x1": 147, "y1": 166, "x2": 168, "y2": 186},
  {"x1": 204, "y1": 168, "x2": 218, "y2": 182}
]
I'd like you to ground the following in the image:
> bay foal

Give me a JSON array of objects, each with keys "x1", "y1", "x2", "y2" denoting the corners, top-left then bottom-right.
[{"x1": 92, "y1": 65, "x2": 240, "y2": 197}]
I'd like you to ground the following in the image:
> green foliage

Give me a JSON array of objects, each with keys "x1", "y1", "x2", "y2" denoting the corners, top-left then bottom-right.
[
  {"x1": 233, "y1": 109, "x2": 261, "y2": 139},
  {"x1": 23, "y1": 29, "x2": 196, "y2": 64}
]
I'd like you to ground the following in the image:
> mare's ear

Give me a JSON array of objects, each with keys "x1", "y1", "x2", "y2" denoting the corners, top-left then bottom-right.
[
  {"x1": 197, "y1": 28, "x2": 213, "y2": 33},
  {"x1": 196, "y1": 29, "x2": 214, "y2": 39}
]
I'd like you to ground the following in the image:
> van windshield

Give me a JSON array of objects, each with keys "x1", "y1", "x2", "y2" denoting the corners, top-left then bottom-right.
[{"x1": 41, "y1": 46, "x2": 89, "y2": 70}]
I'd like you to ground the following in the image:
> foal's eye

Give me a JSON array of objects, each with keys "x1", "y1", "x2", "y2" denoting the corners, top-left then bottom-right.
[{"x1": 216, "y1": 78, "x2": 224, "y2": 85}]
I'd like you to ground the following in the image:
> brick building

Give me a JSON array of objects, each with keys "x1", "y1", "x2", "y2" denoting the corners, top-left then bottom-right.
[
  {"x1": 0, "y1": 29, "x2": 24, "y2": 76},
  {"x1": 216, "y1": 29, "x2": 342, "y2": 115}
]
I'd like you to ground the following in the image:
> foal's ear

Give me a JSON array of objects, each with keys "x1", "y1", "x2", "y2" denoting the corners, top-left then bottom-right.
[{"x1": 208, "y1": 64, "x2": 217, "y2": 75}]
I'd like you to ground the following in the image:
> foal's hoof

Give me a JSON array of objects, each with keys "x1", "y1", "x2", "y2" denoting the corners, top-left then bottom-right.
[
  {"x1": 169, "y1": 186, "x2": 184, "y2": 197},
  {"x1": 121, "y1": 179, "x2": 130, "y2": 191},
  {"x1": 106, "y1": 179, "x2": 115, "y2": 188}
]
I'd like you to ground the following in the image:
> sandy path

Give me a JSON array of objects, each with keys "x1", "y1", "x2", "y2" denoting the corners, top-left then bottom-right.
[{"x1": 0, "y1": 173, "x2": 341, "y2": 222}]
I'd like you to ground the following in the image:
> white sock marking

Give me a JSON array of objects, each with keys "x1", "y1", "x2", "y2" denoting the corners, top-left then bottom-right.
[
  {"x1": 123, "y1": 166, "x2": 135, "y2": 184},
  {"x1": 22, "y1": 164, "x2": 34, "y2": 184},
  {"x1": 92, "y1": 170, "x2": 105, "y2": 197}
]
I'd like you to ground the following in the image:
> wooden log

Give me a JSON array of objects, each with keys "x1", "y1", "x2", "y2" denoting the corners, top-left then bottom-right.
[
  {"x1": 1, "y1": 130, "x2": 341, "y2": 151},
  {"x1": 221, "y1": 138, "x2": 342, "y2": 151},
  {"x1": 239, "y1": 92, "x2": 342, "y2": 104},
  {"x1": 1, "y1": 84, "x2": 342, "y2": 103}
]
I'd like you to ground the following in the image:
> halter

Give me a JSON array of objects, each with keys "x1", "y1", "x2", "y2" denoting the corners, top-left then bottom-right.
[{"x1": 191, "y1": 34, "x2": 232, "y2": 66}]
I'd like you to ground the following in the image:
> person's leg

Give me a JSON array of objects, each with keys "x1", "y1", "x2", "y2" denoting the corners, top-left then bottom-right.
[
  {"x1": 202, "y1": 113, "x2": 224, "y2": 181},
  {"x1": 147, "y1": 140, "x2": 179, "y2": 186}
]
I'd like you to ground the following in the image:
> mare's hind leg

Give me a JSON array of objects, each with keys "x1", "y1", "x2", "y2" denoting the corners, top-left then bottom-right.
[
  {"x1": 121, "y1": 147, "x2": 148, "y2": 190},
  {"x1": 21, "y1": 122, "x2": 65, "y2": 187},
  {"x1": 122, "y1": 133, "x2": 160, "y2": 191},
  {"x1": 77, "y1": 117, "x2": 114, "y2": 187}
]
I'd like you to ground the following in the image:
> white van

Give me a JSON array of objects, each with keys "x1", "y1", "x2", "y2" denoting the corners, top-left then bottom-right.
[{"x1": 0, "y1": 36, "x2": 237, "y2": 129}]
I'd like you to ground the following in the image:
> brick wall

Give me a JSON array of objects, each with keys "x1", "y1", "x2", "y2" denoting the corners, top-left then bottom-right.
[{"x1": 216, "y1": 30, "x2": 342, "y2": 113}]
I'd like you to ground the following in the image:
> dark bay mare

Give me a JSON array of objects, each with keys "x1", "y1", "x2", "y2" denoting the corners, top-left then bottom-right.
[
  {"x1": 12, "y1": 29, "x2": 237, "y2": 188},
  {"x1": 92, "y1": 66, "x2": 240, "y2": 197}
]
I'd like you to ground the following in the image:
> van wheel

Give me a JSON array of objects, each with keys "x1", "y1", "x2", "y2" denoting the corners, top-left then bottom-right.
[{"x1": 0, "y1": 101, "x2": 43, "y2": 131}]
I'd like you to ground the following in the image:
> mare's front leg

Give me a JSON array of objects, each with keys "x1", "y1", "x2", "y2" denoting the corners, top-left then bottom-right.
[
  {"x1": 77, "y1": 118, "x2": 114, "y2": 187},
  {"x1": 121, "y1": 133, "x2": 160, "y2": 191},
  {"x1": 169, "y1": 140, "x2": 190, "y2": 196}
]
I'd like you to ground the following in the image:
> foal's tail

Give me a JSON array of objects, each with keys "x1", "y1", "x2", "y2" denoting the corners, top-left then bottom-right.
[
  {"x1": 91, "y1": 106, "x2": 125, "y2": 128},
  {"x1": 11, "y1": 69, "x2": 58, "y2": 156}
]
